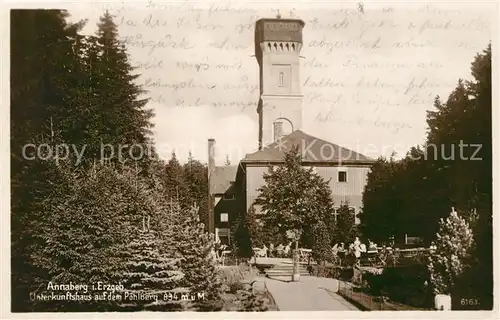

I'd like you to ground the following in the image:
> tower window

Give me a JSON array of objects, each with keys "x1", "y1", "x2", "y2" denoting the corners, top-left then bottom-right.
[
  {"x1": 278, "y1": 72, "x2": 284, "y2": 87},
  {"x1": 273, "y1": 121, "x2": 284, "y2": 141}
]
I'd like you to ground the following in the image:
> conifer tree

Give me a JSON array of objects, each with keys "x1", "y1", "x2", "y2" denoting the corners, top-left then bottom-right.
[
  {"x1": 119, "y1": 229, "x2": 185, "y2": 311},
  {"x1": 24, "y1": 161, "x2": 143, "y2": 311},
  {"x1": 359, "y1": 156, "x2": 401, "y2": 243},
  {"x1": 164, "y1": 152, "x2": 189, "y2": 204},
  {"x1": 183, "y1": 152, "x2": 209, "y2": 227},
  {"x1": 334, "y1": 201, "x2": 357, "y2": 244},
  {"x1": 231, "y1": 207, "x2": 257, "y2": 259},
  {"x1": 94, "y1": 11, "x2": 154, "y2": 164},
  {"x1": 11, "y1": 12, "x2": 88, "y2": 307},
  {"x1": 311, "y1": 221, "x2": 332, "y2": 265},
  {"x1": 173, "y1": 203, "x2": 224, "y2": 311}
]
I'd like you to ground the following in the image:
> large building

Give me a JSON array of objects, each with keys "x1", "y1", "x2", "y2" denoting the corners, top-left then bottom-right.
[{"x1": 208, "y1": 15, "x2": 376, "y2": 244}]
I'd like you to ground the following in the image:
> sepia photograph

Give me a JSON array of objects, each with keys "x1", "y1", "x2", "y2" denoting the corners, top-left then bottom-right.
[{"x1": 4, "y1": 0, "x2": 497, "y2": 316}]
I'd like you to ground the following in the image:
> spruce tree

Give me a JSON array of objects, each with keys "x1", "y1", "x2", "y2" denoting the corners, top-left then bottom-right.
[
  {"x1": 183, "y1": 152, "x2": 209, "y2": 228},
  {"x1": 164, "y1": 152, "x2": 189, "y2": 204},
  {"x1": 25, "y1": 161, "x2": 143, "y2": 311},
  {"x1": 119, "y1": 229, "x2": 185, "y2": 311},
  {"x1": 11, "y1": 12, "x2": 88, "y2": 309},
  {"x1": 94, "y1": 11, "x2": 154, "y2": 164},
  {"x1": 173, "y1": 203, "x2": 224, "y2": 311}
]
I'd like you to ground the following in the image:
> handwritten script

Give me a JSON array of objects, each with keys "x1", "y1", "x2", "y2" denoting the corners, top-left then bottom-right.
[{"x1": 91, "y1": 0, "x2": 491, "y2": 155}]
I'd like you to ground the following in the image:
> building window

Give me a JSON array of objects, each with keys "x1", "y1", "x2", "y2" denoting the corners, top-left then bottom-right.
[
  {"x1": 220, "y1": 213, "x2": 229, "y2": 222},
  {"x1": 349, "y1": 207, "x2": 360, "y2": 225},
  {"x1": 338, "y1": 171, "x2": 347, "y2": 182},
  {"x1": 278, "y1": 72, "x2": 284, "y2": 87},
  {"x1": 332, "y1": 207, "x2": 357, "y2": 223},
  {"x1": 332, "y1": 207, "x2": 340, "y2": 222}
]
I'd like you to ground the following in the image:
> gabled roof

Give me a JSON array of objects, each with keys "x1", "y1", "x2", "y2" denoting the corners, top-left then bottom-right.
[
  {"x1": 241, "y1": 130, "x2": 375, "y2": 164},
  {"x1": 210, "y1": 165, "x2": 237, "y2": 195}
]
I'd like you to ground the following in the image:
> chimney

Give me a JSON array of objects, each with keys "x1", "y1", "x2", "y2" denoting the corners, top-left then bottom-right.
[
  {"x1": 207, "y1": 138, "x2": 216, "y2": 234},
  {"x1": 208, "y1": 138, "x2": 216, "y2": 173},
  {"x1": 273, "y1": 121, "x2": 283, "y2": 142}
]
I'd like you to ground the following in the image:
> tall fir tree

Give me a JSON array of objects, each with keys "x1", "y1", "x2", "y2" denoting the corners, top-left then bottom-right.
[
  {"x1": 119, "y1": 230, "x2": 185, "y2": 311},
  {"x1": 183, "y1": 151, "x2": 209, "y2": 228},
  {"x1": 10, "y1": 10, "x2": 90, "y2": 310},
  {"x1": 94, "y1": 11, "x2": 154, "y2": 165},
  {"x1": 173, "y1": 203, "x2": 224, "y2": 311}
]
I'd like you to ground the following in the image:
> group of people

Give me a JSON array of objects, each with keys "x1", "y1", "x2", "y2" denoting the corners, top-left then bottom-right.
[
  {"x1": 254, "y1": 242, "x2": 293, "y2": 258},
  {"x1": 331, "y1": 238, "x2": 379, "y2": 256}
]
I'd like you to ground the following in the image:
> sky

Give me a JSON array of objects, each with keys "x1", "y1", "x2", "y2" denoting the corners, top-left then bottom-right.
[{"x1": 66, "y1": 0, "x2": 494, "y2": 165}]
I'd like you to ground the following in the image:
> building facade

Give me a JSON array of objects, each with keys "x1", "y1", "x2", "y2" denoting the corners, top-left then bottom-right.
[{"x1": 208, "y1": 16, "x2": 376, "y2": 245}]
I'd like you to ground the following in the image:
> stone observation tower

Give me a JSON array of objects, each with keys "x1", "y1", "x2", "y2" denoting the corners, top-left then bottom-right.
[
  {"x1": 254, "y1": 13, "x2": 305, "y2": 149},
  {"x1": 207, "y1": 14, "x2": 375, "y2": 245}
]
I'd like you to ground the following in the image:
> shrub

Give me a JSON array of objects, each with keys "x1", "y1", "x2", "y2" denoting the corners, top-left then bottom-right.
[
  {"x1": 236, "y1": 287, "x2": 270, "y2": 311},
  {"x1": 428, "y1": 209, "x2": 474, "y2": 295},
  {"x1": 363, "y1": 265, "x2": 433, "y2": 308},
  {"x1": 229, "y1": 282, "x2": 245, "y2": 294},
  {"x1": 218, "y1": 266, "x2": 245, "y2": 286},
  {"x1": 218, "y1": 265, "x2": 271, "y2": 311},
  {"x1": 308, "y1": 265, "x2": 345, "y2": 279}
]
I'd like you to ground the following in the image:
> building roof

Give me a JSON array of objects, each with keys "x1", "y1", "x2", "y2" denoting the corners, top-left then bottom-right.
[
  {"x1": 210, "y1": 165, "x2": 237, "y2": 195},
  {"x1": 241, "y1": 130, "x2": 376, "y2": 164}
]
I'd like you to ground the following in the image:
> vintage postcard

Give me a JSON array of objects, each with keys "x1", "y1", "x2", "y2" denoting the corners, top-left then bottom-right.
[{"x1": 2, "y1": 0, "x2": 499, "y2": 318}]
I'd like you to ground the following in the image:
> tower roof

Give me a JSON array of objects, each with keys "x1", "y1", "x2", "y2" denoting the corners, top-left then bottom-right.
[
  {"x1": 255, "y1": 17, "x2": 305, "y2": 26},
  {"x1": 255, "y1": 17, "x2": 305, "y2": 43}
]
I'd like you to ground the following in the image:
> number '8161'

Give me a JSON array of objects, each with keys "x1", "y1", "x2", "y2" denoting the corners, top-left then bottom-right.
[{"x1": 460, "y1": 298, "x2": 479, "y2": 306}]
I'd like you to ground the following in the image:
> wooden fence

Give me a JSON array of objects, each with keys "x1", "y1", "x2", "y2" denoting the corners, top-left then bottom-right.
[{"x1": 337, "y1": 280, "x2": 431, "y2": 311}]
